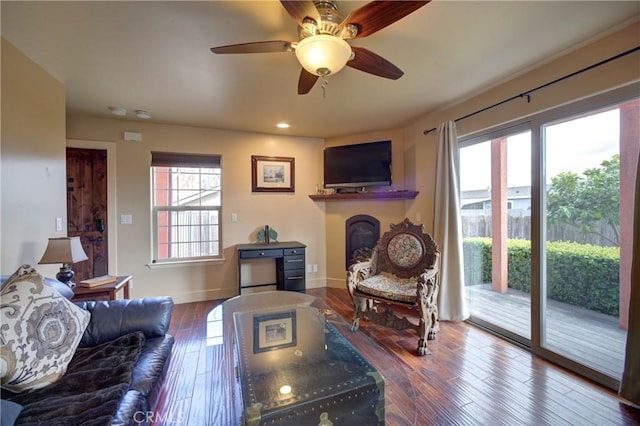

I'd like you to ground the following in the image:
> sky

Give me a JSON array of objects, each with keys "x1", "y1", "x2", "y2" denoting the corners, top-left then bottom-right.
[{"x1": 459, "y1": 109, "x2": 620, "y2": 192}]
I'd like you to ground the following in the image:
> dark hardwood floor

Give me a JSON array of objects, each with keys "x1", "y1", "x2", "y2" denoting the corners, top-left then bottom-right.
[{"x1": 154, "y1": 288, "x2": 640, "y2": 425}]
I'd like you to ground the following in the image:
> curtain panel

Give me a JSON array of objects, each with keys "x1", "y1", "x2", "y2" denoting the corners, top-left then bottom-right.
[
  {"x1": 619, "y1": 148, "x2": 640, "y2": 406},
  {"x1": 433, "y1": 121, "x2": 469, "y2": 321}
]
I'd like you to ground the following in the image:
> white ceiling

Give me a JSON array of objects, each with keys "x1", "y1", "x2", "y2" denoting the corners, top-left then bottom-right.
[{"x1": 2, "y1": 1, "x2": 639, "y2": 138}]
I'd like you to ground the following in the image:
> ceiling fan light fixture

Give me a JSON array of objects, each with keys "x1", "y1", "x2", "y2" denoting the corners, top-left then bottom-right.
[{"x1": 295, "y1": 34, "x2": 352, "y2": 77}]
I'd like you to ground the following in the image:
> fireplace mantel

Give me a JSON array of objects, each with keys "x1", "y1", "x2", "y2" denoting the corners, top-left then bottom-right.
[{"x1": 309, "y1": 191, "x2": 418, "y2": 201}]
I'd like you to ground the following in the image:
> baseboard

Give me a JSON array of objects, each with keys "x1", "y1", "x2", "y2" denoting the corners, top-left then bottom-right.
[
  {"x1": 325, "y1": 277, "x2": 346, "y2": 289},
  {"x1": 169, "y1": 279, "x2": 336, "y2": 304},
  {"x1": 170, "y1": 288, "x2": 237, "y2": 304},
  {"x1": 305, "y1": 277, "x2": 328, "y2": 289}
]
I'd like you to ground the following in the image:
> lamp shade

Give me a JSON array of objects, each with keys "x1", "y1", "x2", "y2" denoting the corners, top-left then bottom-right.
[
  {"x1": 39, "y1": 237, "x2": 88, "y2": 265},
  {"x1": 295, "y1": 34, "x2": 352, "y2": 77}
]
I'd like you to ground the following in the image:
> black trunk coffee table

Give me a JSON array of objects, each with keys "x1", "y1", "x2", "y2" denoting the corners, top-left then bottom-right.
[{"x1": 222, "y1": 291, "x2": 385, "y2": 426}]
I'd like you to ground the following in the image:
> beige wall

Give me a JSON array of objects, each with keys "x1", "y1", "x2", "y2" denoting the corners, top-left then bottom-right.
[
  {"x1": 406, "y1": 20, "x2": 640, "y2": 158},
  {"x1": 66, "y1": 117, "x2": 326, "y2": 303},
  {"x1": 1, "y1": 38, "x2": 67, "y2": 277}
]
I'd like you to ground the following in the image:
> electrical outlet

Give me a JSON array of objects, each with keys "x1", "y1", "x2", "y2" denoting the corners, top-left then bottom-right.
[
  {"x1": 313, "y1": 264, "x2": 318, "y2": 273},
  {"x1": 306, "y1": 264, "x2": 312, "y2": 273},
  {"x1": 120, "y1": 214, "x2": 133, "y2": 225},
  {"x1": 231, "y1": 213, "x2": 238, "y2": 223},
  {"x1": 55, "y1": 217, "x2": 63, "y2": 231}
]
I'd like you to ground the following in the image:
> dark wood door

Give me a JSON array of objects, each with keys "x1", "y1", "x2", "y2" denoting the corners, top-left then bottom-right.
[{"x1": 66, "y1": 148, "x2": 108, "y2": 282}]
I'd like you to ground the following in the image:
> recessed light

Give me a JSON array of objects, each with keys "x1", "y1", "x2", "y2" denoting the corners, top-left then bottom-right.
[
  {"x1": 276, "y1": 122, "x2": 290, "y2": 129},
  {"x1": 135, "y1": 110, "x2": 151, "y2": 119},
  {"x1": 109, "y1": 107, "x2": 127, "y2": 116}
]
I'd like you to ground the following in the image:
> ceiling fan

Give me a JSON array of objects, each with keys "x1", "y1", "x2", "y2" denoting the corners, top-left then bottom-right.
[{"x1": 211, "y1": 0, "x2": 430, "y2": 95}]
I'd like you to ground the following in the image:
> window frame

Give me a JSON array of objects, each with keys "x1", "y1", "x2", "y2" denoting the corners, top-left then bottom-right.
[{"x1": 150, "y1": 151, "x2": 222, "y2": 265}]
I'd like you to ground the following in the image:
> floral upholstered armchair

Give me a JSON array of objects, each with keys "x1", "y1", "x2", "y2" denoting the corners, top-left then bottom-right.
[{"x1": 347, "y1": 218, "x2": 440, "y2": 355}]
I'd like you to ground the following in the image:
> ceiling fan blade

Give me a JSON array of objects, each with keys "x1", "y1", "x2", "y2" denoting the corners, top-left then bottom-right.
[
  {"x1": 340, "y1": 1, "x2": 430, "y2": 39},
  {"x1": 347, "y1": 47, "x2": 404, "y2": 80},
  {"x1": 298, "y1": 68, "x2": 319, "y2": 95},
  {"x1": 211, "y1": 41, "x2": 294, "y2": 54},
  {"x1": 280, "y1": 0, "x2": 320, "y2": 27}
]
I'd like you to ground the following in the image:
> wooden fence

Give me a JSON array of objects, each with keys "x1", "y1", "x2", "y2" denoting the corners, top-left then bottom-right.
[{"x1": 461, "y1": 216, "x2": 618, "y2": 247}]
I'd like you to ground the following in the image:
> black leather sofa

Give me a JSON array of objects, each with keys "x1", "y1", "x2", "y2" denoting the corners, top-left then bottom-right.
[
  {"x1": 2, "y1": 294, "x2": 175, "y2": 426},
  {"x1": 77, "y1": 297, "x2": 175, "y2": 425}
]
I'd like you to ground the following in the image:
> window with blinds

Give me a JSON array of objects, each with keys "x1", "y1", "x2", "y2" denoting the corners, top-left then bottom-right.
[{"x1": 151, "y1": 152, "x2": 222, "y2": 263}]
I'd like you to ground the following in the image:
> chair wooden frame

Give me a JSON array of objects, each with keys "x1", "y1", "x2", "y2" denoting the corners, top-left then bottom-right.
[{"x1": 346, "y1": 218, "x2": 440, "y2": 355}]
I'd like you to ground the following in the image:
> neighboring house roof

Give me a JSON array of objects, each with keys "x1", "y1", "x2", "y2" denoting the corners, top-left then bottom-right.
[{"x1": 461, "y1": 185, "x2": 532, "y2": 207}]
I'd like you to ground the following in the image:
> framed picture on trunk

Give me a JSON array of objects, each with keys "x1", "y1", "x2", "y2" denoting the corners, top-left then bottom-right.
[{"x1": 253, "y1": 310, "x2": 297, "y2": 353}]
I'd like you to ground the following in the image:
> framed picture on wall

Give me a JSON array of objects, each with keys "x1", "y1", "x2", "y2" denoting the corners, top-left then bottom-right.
[
  {"x1": 251, "y1": 155, "x2": 295, "y2": 192},
  {"x1": 253, "y1": 310, "x2": 297, "y2": 353}
]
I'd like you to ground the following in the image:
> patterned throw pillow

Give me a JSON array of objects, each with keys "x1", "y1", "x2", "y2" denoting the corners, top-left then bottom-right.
[{"x1": 0, "y1": 265, "x2": 90, "y2": 393}]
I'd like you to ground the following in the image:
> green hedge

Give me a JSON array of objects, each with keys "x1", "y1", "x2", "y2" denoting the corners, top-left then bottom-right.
[{"x1": 462, "y1": 238, "x2": 620, "y2": 316}]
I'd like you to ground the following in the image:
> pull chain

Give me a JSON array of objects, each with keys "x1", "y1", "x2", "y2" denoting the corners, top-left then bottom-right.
[{"x1": 321, "y1": 78, "x2": 329, "y2": 98}]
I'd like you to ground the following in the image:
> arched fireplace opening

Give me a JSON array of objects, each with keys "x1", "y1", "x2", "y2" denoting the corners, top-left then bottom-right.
[{"x1": 345, "y1": 215, "x2": 380, "y2": 270}]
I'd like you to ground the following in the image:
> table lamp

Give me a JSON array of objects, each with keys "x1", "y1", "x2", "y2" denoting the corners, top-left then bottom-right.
[{"x1": 38, "y1": 236, "x2": 88, "y2": 288}]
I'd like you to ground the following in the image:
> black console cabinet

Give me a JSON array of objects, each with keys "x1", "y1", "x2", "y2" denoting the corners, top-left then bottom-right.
[{"x1": 236, "y1": 241, "x2": 306, "y2": 294}]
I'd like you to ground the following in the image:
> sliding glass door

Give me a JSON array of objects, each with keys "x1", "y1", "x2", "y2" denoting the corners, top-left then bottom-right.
[
  {"x1": 540, "y1": 99, "x2": 637, "y2": 382},
  {"x1": 460, "y1": 85, "x2": 638, "y2": 388},
  {"x1": 460, "y1": 125, "x2": 531, "y2": 342}
]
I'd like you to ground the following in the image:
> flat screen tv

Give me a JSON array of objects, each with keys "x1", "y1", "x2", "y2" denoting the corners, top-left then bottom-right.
[{"x1": 323, "y1": 140, "x2": 392, "y2": 189}]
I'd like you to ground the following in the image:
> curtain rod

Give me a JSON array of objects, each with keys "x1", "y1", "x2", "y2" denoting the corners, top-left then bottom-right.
[{"x1": 423, "y1": 45, "x2": 640, "y2": 135}]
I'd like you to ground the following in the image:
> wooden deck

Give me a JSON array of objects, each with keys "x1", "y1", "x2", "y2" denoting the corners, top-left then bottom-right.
[
  {"x1": 153, "y1": 288, "x2": 639, "y2": 425},
  {"x1": 466, "y1": 284, "x2": 627, "y2": 379}
]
